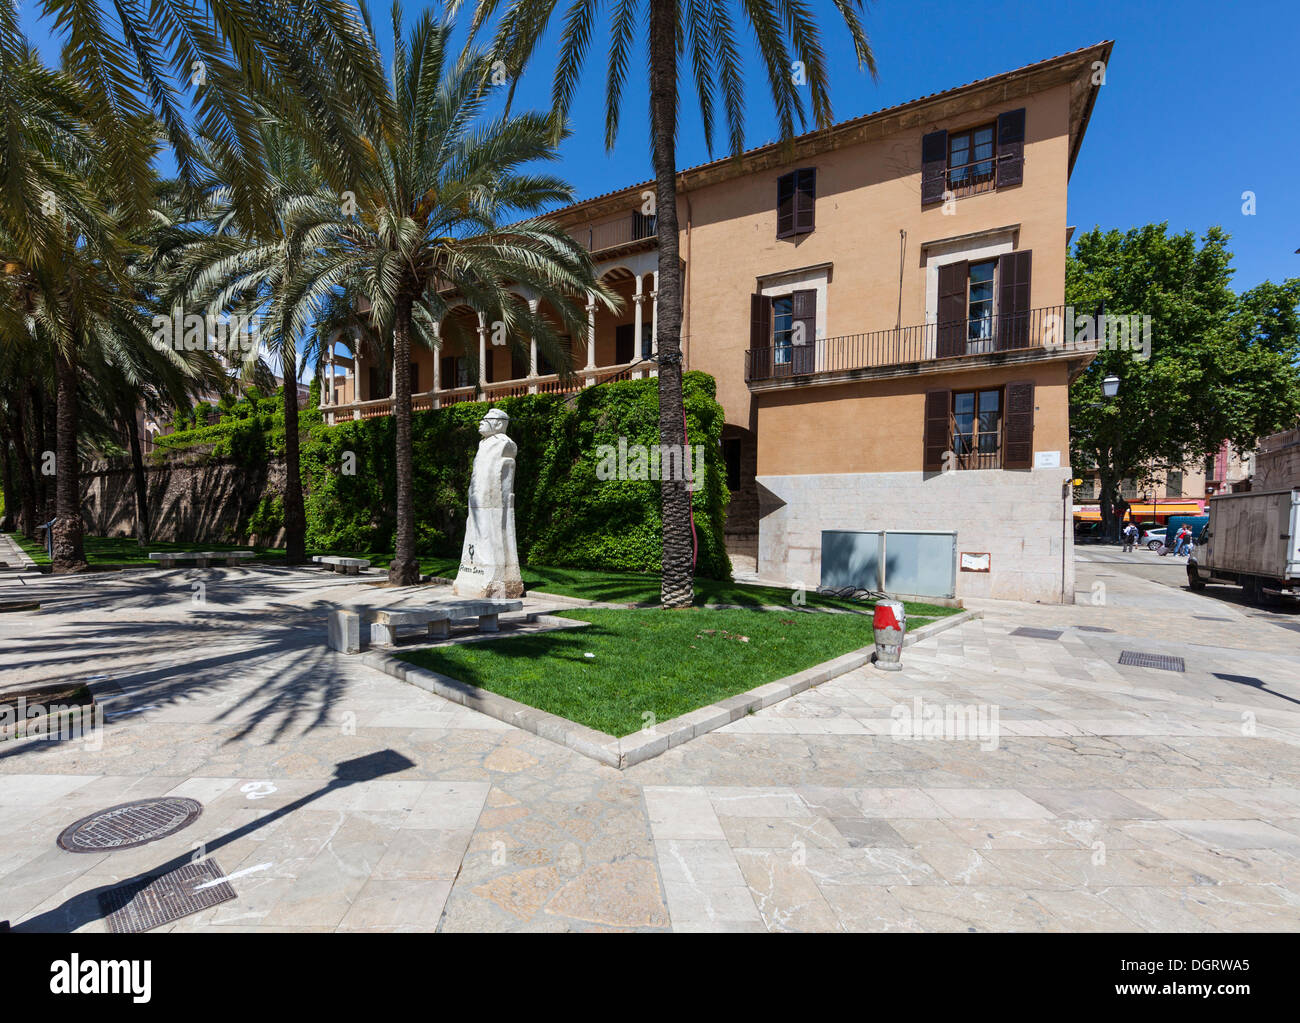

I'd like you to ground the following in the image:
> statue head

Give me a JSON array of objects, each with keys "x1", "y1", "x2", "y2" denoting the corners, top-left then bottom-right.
[{"x1": 479, "y1": 408, "x2": 509, "y2": 437}]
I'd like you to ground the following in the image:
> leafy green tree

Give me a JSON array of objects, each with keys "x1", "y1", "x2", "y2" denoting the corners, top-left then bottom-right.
[
  {"x1": 460, "y1": 0, "x2": 876, "y2": 606},
  {"x1": 1068, "y1": 223, "x2": 1300, "y2": 537}
]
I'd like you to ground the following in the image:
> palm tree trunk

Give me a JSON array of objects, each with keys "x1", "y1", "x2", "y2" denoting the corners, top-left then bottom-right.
[
  {"x1": 33, "y1": 383, "x2": 54, "y2": 523},
  {"x1": 51, "y1": 351, "x2": 87, "y2": 572},
  {"x1": 10, "y1": 395, "x2": 38, "y2": 538},
  {"x1": 388, "y1": 293, "x2": 420, "y2": 585},
  {"x1": 0, "y1": 424, "x2": 14, "y2": 532},
  {"x1": 649, "y1": 0, "x2": 693, "y2": 608},
  {"x1": 124, "y1": 408, "x2": 151, "y2": 546},
  {"x1": 281, "y1": 353, "x2": 307, "y2": 564}
]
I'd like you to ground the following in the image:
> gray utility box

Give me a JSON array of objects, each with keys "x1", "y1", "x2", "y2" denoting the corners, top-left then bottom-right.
[
  {"x1": 1189, "y1": 488, "x2": 1300, "y2": 602},
  {"x1": 821, "y1": 530, "x2": 956, "y2": 599}
]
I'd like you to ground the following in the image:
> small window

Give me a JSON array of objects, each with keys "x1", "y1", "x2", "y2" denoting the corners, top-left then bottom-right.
[
  {"x1": 948, "y1": 124, "x2": 996, "y2": 196},
  {"x1": 1167, "y1": 471, "x2": 1183, "y2": 497},
  {"x1": 777, "y1": 168, "x2": 815, "y2": 238},
  {"x1": 967, "y1": 260, "x2": 996, "y2": 343},
  {"x1": 951, "y1": 388, "x2": 1002, "y2": 469},
  {"x1": 772, "y1": 295, "x2": 795, "y2": 365}
]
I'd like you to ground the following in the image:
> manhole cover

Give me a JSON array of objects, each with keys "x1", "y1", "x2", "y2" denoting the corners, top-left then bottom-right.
[
  {"x1": 1010, "y1": 627, "x2": 1063, "y2": 640},
  {"x1": 101, "y1": 858, "x2": 235, "y2": 933},
  {"x1": 1118, "y1": 651, "x2": 1185, "y2": 672},
  {"x1": 1075, "y1": 626, "x2": 1114, "y2": 633},
  {"x1": 57, "y1": 798, "x2": 203, "y2": 853}
]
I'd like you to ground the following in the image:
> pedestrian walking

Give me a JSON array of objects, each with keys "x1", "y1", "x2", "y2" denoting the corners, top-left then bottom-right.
[{"x1": 1121, "y1": 523, "x2": 1137, "y2": 552}]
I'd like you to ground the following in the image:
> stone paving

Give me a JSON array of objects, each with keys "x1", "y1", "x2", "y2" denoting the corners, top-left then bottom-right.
[{"x1": 1, "y1": 553, "x2": 1299, "y2": 931}]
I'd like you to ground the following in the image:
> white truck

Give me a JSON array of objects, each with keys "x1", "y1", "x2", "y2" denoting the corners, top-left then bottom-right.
[{"x1": 1187, "y1": 488, "x2": 1300, "y2": 603}]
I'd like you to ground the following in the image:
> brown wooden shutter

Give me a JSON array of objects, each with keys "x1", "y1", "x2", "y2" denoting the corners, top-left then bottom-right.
[
  {"x1": 996, "y1": 249, "x2": 1032, "y2": 350},
  {"x1": 996, "y1": 108, "x2": 1026, "y2": 188},
  {"x1": 440, "y1": 356, "x2": 455, "y2": 389},
  {"x1": 936, "y1": 260, "x2": 967, "y2": 357},
  {"x1": 776, "y1": 173, "x2": 795, "y2": 238},
  {"x1": 921, "y1": 130, "x2": 948, "y2": 205},
  {"x1": 791, "y1": 289, "x2": 816, "y2": 373},
  {"x1": 794, "y1": 168, "x2": 816, "y2": 233},
  {"x1": 749, "y1": 293, "x2": 773, "y2": 379},
  {"x1": 1003, "y1": 380, "x2": 1035, "y2": 470},
  {"x1": 924, "y1": 389, "x2": 950, "y2": 473}
]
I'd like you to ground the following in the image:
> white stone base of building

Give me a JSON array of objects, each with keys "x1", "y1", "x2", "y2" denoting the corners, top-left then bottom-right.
[{"x1": 756, "y1": 468, "x2": 1075, "y2": 604}]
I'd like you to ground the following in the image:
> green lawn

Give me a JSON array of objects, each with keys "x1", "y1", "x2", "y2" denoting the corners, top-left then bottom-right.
[{"x1": 397, "y1": 606, "x2": 901, "y2": 736}]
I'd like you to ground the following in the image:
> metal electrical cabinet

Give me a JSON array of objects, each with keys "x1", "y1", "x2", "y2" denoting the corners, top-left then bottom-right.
[{"x1": 821, "y1": 530, "x2": 957, "y2": 599}]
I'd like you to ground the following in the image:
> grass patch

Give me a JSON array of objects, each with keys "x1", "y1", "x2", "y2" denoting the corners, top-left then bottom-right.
[{"x1": 397, "y1": 606, "x2": 905, "y2": 737}]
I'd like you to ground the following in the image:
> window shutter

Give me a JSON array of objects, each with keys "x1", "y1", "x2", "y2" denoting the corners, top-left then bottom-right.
[
  {"x1": 996, "y1": 249, "x2": 1032, "y2": 350},
  {"x1": 996, "y1": 108, "x2": 1026, "y2": 188},
  {"x1": 791, "y1": 289, "x2": 816, "y2": 373},
  {"x1": 440, "y1": 356, "x2": 455, "y2": 390},
  {"x1": 936, "y1": 260, "x2": 967, "y2": 357},
  {"x1": 794, "y1": 168, "x2": 816, "y2": 233},
  {"x1": 921, "y1": 130, "x2": 948, "y2": 205},
  {"x1": 776, "y1": 172, "x2": 795, "y2": 238},
  {"x1": 750, "y1": 293, "x2": 773, "y2": 379},
  {"x1": 924, "y1": 389, "x2": 950, "y2": 473},
  {"x1": 1003, "y1": 380, "x2": 1035, "y2": 470}
]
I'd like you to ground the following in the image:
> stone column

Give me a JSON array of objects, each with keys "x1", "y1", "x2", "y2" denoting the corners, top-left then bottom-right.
[
  {"x1": 633, "y1": 279, "x2": 645, "y2": 378},
  {"x1": 477, "y1": 313, "x2": 488, "y2": 388},
  {"x1": 432, "y1": 322, "x2": 442, "y2": 409},
  {"x1": 650, "y1": 271, "x2": 659, "y2": 377},
  {"x1": 528, "y1": 298, "x2": 540, "y2": 395},
  {"x1": 585, "y1": 295, "x2": 597, "y2": 385}
]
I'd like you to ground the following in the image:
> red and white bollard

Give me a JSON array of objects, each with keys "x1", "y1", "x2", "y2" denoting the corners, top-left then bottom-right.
[{"x1": 872, "y1": 600, "x2": 907, "y2": 671}]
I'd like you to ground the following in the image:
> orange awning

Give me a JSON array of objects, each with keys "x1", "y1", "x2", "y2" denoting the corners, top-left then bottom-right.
[{"x1": 1074, "y1": 502, "x2": 1205, "y2": 521}]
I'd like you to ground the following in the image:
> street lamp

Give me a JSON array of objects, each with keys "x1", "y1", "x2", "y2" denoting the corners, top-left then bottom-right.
[{"x1": 1102, "y1": 374, "x2": 1120, "y2": 399}]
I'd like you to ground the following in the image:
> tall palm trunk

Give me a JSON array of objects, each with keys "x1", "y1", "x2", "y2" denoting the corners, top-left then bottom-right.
[
  {"x1": 33, "y1": 383, "x2": 54, "y2": 523},
  {"x1": 124, "y1": 408, "x2": 151, "y2": 546},
  {"x1": 388, "y1": 293, "x2": 420, "y2": 585},
  {"x1": 51, "y1": 351, "x2": 87, "y2": 572},
  {"x1": 281, "y1": 352, "x2": 307, "y2": 563},
  {"x1": 650, "y1": 0, "x2": 693, "y2": 608},
  {"x1": 10, "y1": 395, "x2": 38, "y2": 538},
  {"x1": 0, "y1": 425, "x2": 14, "y2": 532}
]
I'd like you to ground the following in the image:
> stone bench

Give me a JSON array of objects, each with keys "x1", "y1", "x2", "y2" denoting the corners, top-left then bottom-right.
[
  {"x1": 149, "y1": 551, "x2": 255, "y2": 568},
  {"x1": 312, "y1": 555, "x2": 371, "y2": 575},
  {"x1": 326, "y1": 599, "x2": 524, "y2": 653}
]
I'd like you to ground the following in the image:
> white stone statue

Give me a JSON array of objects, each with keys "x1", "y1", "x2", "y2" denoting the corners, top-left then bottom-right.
[{"x1": 452, "y1": 408, "x2": 524, "y2": 599}]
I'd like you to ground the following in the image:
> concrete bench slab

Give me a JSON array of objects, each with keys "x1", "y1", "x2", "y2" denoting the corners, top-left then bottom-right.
[
  {"x1": 149, "y1": 551, "x2": 255, "y2": 567},
  {"x1": 327, "y1": 598, "x2": 524, "y2": 651},
  {"x1": 311, "y1": 555, "x2": 371, "y2": 575}
]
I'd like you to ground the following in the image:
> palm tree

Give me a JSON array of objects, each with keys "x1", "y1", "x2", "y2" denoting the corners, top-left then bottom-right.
[
  {"x1": 268, "y1": 10, "x2": 615, "y2": 584},
  {"x1": 459, "y1": 0, "x2": 876, "y2": 606},
  {"x1": 2, "y1": 0, "x2": 389, "y2": 237}
]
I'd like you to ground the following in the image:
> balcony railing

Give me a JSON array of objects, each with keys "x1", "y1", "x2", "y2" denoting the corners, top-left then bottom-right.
[
  {"x1": 746, "y1": 304, "x2": 1068, "y2": 384},
  {"x1": 569, "y1": 212, "x2": 657, "y2": 253},
  {"x1": 322, "y1": 359, "x2": 660, "y2": 424}
]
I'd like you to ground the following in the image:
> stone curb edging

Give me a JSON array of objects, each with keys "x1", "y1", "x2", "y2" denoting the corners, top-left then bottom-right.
[{"x1": 360, "y1": 608, "x2": 982, "y2": 769}]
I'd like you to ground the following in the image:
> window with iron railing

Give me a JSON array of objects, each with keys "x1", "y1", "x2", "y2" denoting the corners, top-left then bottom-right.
[
  {"x1": 951, "y1": 388, "x2": 1002, "y2": 470},
  {"x1": 948, "y1": 123, "x2": 996, "y2": 197}
]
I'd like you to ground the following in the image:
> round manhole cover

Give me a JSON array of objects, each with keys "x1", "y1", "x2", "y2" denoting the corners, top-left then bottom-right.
[{"x1": 57, "y1": 798, "x2": 203, "y2": 853}]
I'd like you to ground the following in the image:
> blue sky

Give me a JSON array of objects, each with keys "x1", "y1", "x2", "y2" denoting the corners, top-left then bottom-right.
[{"x1": 19, "y1": 0, "x2": 1300, "y2": 291}]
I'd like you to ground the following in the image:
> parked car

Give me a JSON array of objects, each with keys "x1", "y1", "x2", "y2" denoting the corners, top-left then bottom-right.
[{"x1": 1141, "y1": 527, "x2": 1167, "y2": 551}]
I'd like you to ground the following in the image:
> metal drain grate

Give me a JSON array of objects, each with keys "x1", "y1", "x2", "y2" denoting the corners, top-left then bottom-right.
[
  {"x1": 58, "y1": 798, "x2": 203, "y2": 853},
  {"x1": 1118, "y1": 650, "x2": 1185, "y2": 672},
  {"x1": 1010, "y1": 627, "x2": 1063, "y2": 640},
  {"x1": 1075, "y1": 626, "x2": 1114, "y2": 633},
  {"x1": 101, "y1": 858, "x2": 235, "y2": 933}
]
